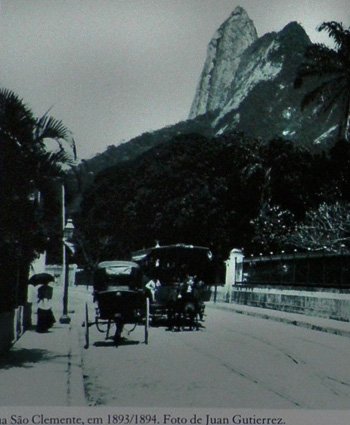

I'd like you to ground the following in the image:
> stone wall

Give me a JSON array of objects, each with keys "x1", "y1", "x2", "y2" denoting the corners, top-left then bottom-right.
[{"x1": 214, "y1": 286, "x2": 350, "y2": 322}]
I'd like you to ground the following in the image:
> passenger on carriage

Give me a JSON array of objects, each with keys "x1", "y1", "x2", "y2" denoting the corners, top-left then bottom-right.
[
  {"x1": 185, "y1": 274, "x2": 195, "y2": 293},
  {"x1": 177, "y1": 274, "x2": 195, "y2": 298},
  {"x1": 145, "y1": 277, "x2": 161, "y2": 302}
]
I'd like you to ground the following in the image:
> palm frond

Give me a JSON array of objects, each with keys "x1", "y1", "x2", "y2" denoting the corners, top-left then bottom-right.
[
  {"x1": 36, "y1": 115, "x2": 69, "y2": 141},
  {"x1": 46, "y1": 149, "x2": 72, "y2": 165},
  {"x1": 301, "y1": 76, "x2": 346, "y2": 110},
  {"x1": 34, "y1": 149, "x2": 74, "y2": 178},
  {"x1": 49, "y1": 148, "x2": 75, "y2": 166},
  {"x1": 295, "y1": 21, "x2": 350, "y2": 141},
  {"x1": 71, "y1": 137, "x2": 77, "y2": 160},
  {"x1": 35, "y1": 114, "x2": 77, "y2": 159},
  {"x1": 322, "y1": 85, "x2": 347, "y2": 114},
  {"x1": 318, "y1": 21, "x2": 350, "y2": 50},
  {"x1": 297, "y1": 44, "x2": 345, "y2": 79},
  {"x1": 0, "y1": 88, "x2": 35, "y2": 134},
  {"x1": 0, "y1": 88, "x2": 24, "y2": 107}
]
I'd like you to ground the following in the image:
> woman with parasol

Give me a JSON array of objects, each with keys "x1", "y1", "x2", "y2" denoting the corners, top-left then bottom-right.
[{"x1": 29, "y1": 273, "x2": 56, "y2": 332}]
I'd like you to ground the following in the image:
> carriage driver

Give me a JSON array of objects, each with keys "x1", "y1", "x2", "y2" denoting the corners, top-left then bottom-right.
[{"x1": 185, "y1": 274, "x2": 195, "y2": 293}]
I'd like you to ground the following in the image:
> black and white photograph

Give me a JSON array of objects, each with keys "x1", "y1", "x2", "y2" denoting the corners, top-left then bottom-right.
[{"x1": 1, "y1": 0, "x2": 350, "y2": 423}]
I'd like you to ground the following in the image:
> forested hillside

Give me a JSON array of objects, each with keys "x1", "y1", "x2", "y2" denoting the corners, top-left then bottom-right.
[{"x1": 74, "y1": 131, "x2": 350, "y2": 268}]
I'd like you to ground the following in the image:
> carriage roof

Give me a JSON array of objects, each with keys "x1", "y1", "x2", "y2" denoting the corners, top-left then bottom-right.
[
  {"x1": 94, "y1": 261, "x2": 142, "y2": 291},
  {"x1": 97, "y1": 260, "x2": 140, "y2": 270},
  {"x1": 132, "y1": 244, "x2": 212, "y2": 262},
  {"x1": 131, "y1": 244, "x2": 214, "y2": 283}
]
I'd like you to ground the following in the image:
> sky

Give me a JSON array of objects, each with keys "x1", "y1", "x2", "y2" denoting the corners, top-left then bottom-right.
[{"x1": 0, "y1": 0, "x2": 348, "y2": 160}]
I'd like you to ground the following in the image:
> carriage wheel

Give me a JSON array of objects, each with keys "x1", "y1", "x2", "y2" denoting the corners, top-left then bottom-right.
[
  {"x1": 96, "y1": 318, "x2": 109, "y2": 333},
  {"x1": 84, "y1": 302, "x2": 89, "y2": 349},
  {"x1": 144, "y1": 297, "x2": 150, "y2": 344}
]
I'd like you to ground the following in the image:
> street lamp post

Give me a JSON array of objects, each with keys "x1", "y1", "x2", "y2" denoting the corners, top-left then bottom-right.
[{"x1": 59, "y1": 218, "x2": 75, "y2": 324}]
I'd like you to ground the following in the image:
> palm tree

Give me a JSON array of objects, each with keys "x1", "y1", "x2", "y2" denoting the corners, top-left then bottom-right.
[
  {"x1": 1, "y1": 88, "x2": 76, "y2": 190},
  {"x1": 0, "y1": 88, "x2": 76, "y2": 167},
  {"x1": 0, "y1": 88, "x2": 76, "y2": 311},
  {"x1": 295, "y1": 21, "x2": 350, "y2": 141}
]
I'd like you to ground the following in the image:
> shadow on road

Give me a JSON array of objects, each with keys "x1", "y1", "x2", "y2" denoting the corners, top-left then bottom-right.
[
  {"x1": 93, "y1": 338, "x2": 140, "y2": 348},
  {"x1": 0, "y1": 348, "x2": 66, "y2": 370}
]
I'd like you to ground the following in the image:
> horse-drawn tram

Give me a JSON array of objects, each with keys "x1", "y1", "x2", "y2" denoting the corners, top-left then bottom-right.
[
  {"x1": 84, "y1": 261, "x2": 149, "y2": 348},
  {"x1": 132, "y1": 244, "x2": 214, "y2": 331}
]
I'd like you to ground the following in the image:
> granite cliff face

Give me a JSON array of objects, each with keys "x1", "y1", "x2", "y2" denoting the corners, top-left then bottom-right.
[
  {"x1": 189, "y1": 7, "x2": 341, "y2": 148},
  {"x1": 189, "y1": 7, "x2": 258, "y2": 119}
]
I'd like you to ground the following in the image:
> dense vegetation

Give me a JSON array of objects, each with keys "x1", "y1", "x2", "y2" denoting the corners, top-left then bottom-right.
[
  {"x1": 0, "y1": 89, "x2": 75, "y2": 312},
  {"x1": 76, "y1": 130, "x2": 350, "y2": 268},
  {"x1": 295, "y1": 21, "x2": 350, "y2": 141}
]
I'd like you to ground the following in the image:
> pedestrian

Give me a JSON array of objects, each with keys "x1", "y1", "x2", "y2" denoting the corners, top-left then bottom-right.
[{"x1": 36, "y1": 281, "x2": 56, "y2": 333}]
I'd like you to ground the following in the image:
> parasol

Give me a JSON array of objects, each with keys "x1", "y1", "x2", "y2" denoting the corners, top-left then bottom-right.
[{"x1": 29, "y1": 272, "x2": 55, "y2": 286}]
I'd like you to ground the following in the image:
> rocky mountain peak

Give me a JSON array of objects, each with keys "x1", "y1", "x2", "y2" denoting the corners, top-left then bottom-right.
[
  {"x1": 279, "y1": 21, "x2": 310, "y2": 41},
  {"x1": 189, "y1": 6, "x2": 258, "y2": 119},
  {"x1": 223, "y1": 6, "x2": 252, "y2": 25},
  {"x1": 187, "y1": 9, "x2": 339, "y2": 150}
]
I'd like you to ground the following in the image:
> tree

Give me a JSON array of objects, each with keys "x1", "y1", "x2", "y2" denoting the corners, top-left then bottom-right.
[
  {"x1": 78, "y1": 133, "x2": 249, "y2": 262},
  {"x1": 285, "y1": 202, "x2": 350, "y2": 252},
  {"x1": 78, "y1": 129, "x2": 331, "y2": 263},
  {"x1": 0, "y1": 89, "x2": 76, "y2": 201},
  {"x1": 250, "y1": 203, "x2": 296, "y2": 252},
  {"x1": 0, "y1": 88, "x2": 76, "y2": 311},
  {"x1": 295, "y1": 21, "x2": 350, "y2": 141},
  {"x1": 239, "y1": 138, "x2": 317, "y2": 218}
]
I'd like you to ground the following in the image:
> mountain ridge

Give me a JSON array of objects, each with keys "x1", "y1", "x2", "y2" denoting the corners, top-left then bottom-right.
[
  {"x1": 68, "y1": 8, "x2": 342, "y2": 210},
  {"x1": 190, "y1": 11, "x2": 340, "y2": 148}
]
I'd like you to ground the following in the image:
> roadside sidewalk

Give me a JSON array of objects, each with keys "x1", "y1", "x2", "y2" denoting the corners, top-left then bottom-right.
[
  {"x1": 207, "y1": 301, "x2": 350, "y2": 338},
  {"x1": 0, "y1": 285, "x2": 91, "y2": 406}
]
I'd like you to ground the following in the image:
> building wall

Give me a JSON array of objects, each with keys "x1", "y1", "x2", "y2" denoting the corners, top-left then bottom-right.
[
  {"x1": 29, "y1": 253, "x2": 47, "y2": 277},
  {"x1": 0, "y1": 306, "x2": 25, "y2": 354},
  {"x1": 46, "y1": 264, "x2": 77, "y2": 286}
]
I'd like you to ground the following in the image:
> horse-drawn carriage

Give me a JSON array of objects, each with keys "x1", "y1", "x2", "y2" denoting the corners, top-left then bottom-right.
[
  {"x1": 84, "y1": 261, "x2": 149, "y2": 348},
  {"x1": 132, "y1": 244, "x2": 214, "y2": 330},
  {"x1": 83, "y1": 245, "x2": 214, "y2": 346}
]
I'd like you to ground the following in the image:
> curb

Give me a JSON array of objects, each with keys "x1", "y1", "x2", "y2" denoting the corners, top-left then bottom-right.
[
  {"x1": 67, "y1": 323, "x2": 87, "y2": 406},
  {"x1": 207, "y1": 302, "x2": 350, "y2": 338}
]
